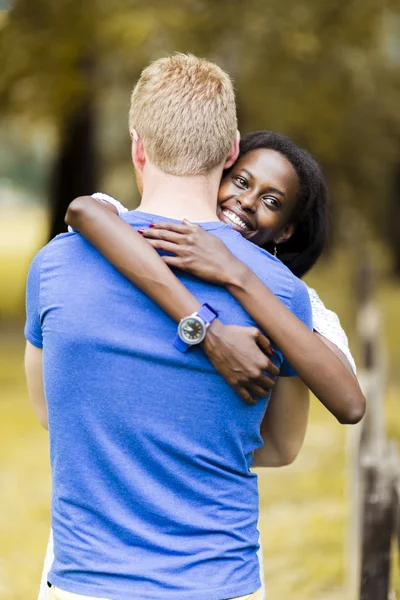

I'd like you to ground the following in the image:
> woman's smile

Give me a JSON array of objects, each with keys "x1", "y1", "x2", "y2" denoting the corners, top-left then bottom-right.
[
  {"x1": 219, "y1": 207, "x2": 255, "y2": 232},
  {"x1": 217, "y1": 148, "x2": 299, "y2": 247}
]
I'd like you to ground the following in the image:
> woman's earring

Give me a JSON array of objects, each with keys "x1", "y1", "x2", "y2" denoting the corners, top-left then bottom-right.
[{"x1": 274, "y1": 244, "x2": 278, "y2": 257}]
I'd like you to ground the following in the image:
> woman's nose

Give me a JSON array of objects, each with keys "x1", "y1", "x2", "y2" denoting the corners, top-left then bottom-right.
[{"x1": 238, "y1": 193, "x2": 257, "y2": 213}]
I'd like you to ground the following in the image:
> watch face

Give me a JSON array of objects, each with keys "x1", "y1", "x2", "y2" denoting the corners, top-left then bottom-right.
[{"x1": 179, "y1": 317, "x2": 205, "y2": 344}]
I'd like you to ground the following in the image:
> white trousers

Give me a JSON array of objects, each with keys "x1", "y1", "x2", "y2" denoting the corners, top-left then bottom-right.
[
  {"x1": 38, "y1": 530, "x2": 266, "y2": 600},
  {"x1": 48, "y1": 585, "x2": 263, "y2": 600}
]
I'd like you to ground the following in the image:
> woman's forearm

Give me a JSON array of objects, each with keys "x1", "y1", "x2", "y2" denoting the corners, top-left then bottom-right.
[
  {"x1": 66, "y1": 197, "x2": 201, "y2": 321},
  {"x1": 253, "y1": 335, "x2": 357, "y2": 467},
  {"x1": 226, "y1": 263, "x2": 365, "y2": 424}
]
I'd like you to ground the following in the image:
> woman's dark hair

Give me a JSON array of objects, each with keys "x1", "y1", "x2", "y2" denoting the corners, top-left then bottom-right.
[{"x1": 237, "y1": 131, "x2": 329, "y2": 278}]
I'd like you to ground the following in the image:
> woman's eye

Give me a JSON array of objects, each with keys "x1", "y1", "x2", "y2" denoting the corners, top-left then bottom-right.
[
  {"x1": 262, "y1": 196, "x2": 280, "y2": 208},
  {"x1": 233, "y1": 176, "x2": 248, "y2": 188}
]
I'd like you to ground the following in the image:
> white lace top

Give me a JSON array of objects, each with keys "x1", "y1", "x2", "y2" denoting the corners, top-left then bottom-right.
[{"x1": 307, "y1": 287, "x2": 356, "y2": 374}]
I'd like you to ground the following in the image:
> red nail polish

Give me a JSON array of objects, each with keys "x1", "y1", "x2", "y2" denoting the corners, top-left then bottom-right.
[
  {"x1": 138, "y1": 229, "x2": 144, "y2": 233},
  {"x1": 149, "y1": 223, "x2": 155, "y2": 228}
]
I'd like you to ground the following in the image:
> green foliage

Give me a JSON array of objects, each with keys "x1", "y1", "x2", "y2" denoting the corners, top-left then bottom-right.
[{"x1": 0, "y1": 0, "x2": 399, "y2": 229}]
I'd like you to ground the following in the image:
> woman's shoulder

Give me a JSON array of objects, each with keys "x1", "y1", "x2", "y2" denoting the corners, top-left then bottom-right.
[{"x1": 306, "y1": 286, "x2": 357, "y2": 374}]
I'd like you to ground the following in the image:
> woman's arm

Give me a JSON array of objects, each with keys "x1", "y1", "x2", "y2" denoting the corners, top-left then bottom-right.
[
  {"x1": 254, "y1": 333, "x2": 356, "y2": 467},
  {"x1": 65, "y1": 197, "x2": 279, "y2": 405},
  {"x1": 140, "y1": 221, "x2": 366, "y2": 425},
  {"x1": 226, "y1": 266, "x2": 365, "y2": 423}
]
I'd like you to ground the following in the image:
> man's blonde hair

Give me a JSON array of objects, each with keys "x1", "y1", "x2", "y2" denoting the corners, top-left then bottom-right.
[{"x1": 129, "y1": 53, "x2": 237, "y2": 176}]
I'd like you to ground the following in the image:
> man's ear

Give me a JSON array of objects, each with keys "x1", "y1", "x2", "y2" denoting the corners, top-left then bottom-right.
[
  {"x1": 274, "y1": 223, "x2": 296, "y2": 245},
  {"x1": 223, "y1": 130, "x2": 240, "y2": 170},
  {"x1": 130, "y1": 128, "x2": 146, "y2": 172}
]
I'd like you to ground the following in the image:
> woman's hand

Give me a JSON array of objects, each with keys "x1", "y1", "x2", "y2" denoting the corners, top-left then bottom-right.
[
  {"x1": 139, "y1": 220, "x2": 241, "y2": 285},
  {"x1": 203, "y1": 320, "x2": 280, "y2": 405}
]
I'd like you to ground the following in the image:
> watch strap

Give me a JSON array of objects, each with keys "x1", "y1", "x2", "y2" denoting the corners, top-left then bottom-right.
[
  {"x1": 173, "y1": 335, "x2": 191, "y2": 353},
  {"x1": 196, "y1": 303, "x2": 218, "y2": 324}
]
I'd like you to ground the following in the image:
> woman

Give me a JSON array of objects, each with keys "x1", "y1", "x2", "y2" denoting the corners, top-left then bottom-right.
[
  {"x1": 38, "y1": 131, "x2": 363, "y2": 600},
  {"x1": 64, "y1": 130, "x2": 361, "y2": 416}
]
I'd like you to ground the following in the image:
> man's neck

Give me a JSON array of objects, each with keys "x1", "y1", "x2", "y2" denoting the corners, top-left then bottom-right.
[{"x1": 137, "y1": 164, "x2": 221, "y2": 223}]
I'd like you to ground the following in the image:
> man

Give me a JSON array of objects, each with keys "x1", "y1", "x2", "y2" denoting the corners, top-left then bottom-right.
[{"x1": 25, "y1": 54, "x2": 312, "y2": 600}]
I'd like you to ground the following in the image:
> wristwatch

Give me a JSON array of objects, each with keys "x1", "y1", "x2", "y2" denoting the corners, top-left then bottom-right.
[{"x1": 173, "y1": 303, "x2": 218, "y2": 352}]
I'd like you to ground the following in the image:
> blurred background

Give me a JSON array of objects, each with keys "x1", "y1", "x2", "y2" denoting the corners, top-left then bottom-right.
[{"x1": 1, "y1": 1, "x2": 400, "y2": 598}]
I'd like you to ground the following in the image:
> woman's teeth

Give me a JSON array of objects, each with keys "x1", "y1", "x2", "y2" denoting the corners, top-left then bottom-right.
[{"x1": 222, "y1": 209, "x2": 250, "y2": 231}]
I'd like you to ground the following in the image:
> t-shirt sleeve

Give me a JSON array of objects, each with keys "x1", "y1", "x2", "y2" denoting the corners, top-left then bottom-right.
[
  {"x1": 279, "y1": 278, "x2": 313, "y2": 377},
  {"x1": 24, "y1": 250, "x2": 44, "y2": 349}
]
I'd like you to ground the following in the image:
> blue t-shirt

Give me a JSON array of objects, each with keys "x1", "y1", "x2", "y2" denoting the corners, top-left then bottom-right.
[{"x1": 25, "y1": 210, "x2": 312, "y2": 600}]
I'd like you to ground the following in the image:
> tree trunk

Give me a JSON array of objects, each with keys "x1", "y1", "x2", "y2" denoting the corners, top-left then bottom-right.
[{"x1": 48, "y1": 92, "x2": 97, "y2": 240}]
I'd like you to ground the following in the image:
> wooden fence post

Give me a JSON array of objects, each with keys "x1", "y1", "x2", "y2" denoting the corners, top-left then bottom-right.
[
  {"x1": 359, "y1": 449, "x2": 397, "y2": 600},
  {"x1": 347, "y1": 254, "x2": 386, "y2": 596},
  {"x1": 346, "y1": 250, "x2": 399, "y2": 599}
]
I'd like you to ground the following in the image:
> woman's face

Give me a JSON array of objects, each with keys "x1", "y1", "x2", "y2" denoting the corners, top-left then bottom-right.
[{"x1": 217, "y1": 148, "x2": 299, "y2": 248}]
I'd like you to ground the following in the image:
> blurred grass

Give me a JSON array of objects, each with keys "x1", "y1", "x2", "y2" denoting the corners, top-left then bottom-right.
[
  {"x1": 1, "y1": 210, "x2": 400, "y2": 599},
  {"x1": 0, "y1": 333, "x2": 50, "y2": 600},
  {"x1": 0, "y1": 208, "x2": 47, "y2": 320}
]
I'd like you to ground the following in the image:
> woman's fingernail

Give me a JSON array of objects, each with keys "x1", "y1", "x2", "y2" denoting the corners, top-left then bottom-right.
[
  {"x1": 149, "y1": 223, "x2": 155, "y2": 228},
  {"x1": 138, "y1": 229, "x2": 144, "y2": 233}
]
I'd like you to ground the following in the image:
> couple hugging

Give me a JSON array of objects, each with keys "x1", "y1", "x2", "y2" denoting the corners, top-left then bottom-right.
[{"x1": 25, "y1": 54, "x2": 365, "y2": 600}]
